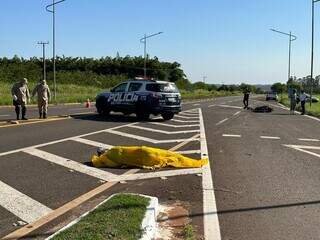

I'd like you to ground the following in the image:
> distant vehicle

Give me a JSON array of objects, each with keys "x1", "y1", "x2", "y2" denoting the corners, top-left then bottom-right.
[
  {"x1": 266, "y1": 92, "x2": 278, "y2": 101},
  {"x1": 297, "y1": 93, "x2": 319, "y2": 103},
  {"x1": 95, "y1": 79, "x2": 181, "y2": 121}
]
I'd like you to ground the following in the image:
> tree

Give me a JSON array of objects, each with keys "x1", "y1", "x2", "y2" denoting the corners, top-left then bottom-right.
[{"x1": 271, "y1": 82, "x2": 286, "y2": 94}]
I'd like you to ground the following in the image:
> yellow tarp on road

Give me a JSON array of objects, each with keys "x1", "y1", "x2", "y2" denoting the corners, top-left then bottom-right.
[{"x1": 92, "y1": 146, "x2": 208, "y2": 169}]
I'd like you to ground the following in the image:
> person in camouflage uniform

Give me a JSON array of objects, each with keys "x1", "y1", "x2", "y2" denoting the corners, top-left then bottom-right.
[
  {"x1": 11, "y1": 78, "x2": 30, "y2": 120},
  {"x1": 32, "y1": 79, "x2": 51, "y2": 119}
]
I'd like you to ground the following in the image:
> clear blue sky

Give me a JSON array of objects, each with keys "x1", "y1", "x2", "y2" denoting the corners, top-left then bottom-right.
[{"x1": 0, "y1": 0, "x2": 319, "y2": 84}]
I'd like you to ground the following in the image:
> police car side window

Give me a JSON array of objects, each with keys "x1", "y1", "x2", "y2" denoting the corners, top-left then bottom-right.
[
  {"x1": 113, "y1": 83, "x2": 127, "y2": 92},
  {"x1": 128, "y1": 83, "x2": 142, "y2": 92}
]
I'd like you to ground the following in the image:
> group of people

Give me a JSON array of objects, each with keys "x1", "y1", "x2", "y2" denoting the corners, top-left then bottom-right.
[
  {"x1": 11, "y1": 78, "x2": 51, "y2": 120},
  {"x1": 289, "y1": 89, "x2": 307, "y2": 115}
]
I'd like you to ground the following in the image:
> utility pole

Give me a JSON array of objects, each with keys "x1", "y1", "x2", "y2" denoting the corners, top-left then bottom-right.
[
  {"x1": 37, "y1": 41, "x2": 49, "y2": 80},
  {"x1": 140, "y1": 32, "x2": 163, "y2": 79},
  {"x1": 203, "y1": 76, "x2": 207, "y2": 83},
  {"x1": 46, "y1": 0, "x2": 66, "y2": 102}
]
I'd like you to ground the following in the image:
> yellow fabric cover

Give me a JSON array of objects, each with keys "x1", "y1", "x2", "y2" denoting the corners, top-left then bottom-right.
[{"x1": 92, "y1": 146, "x2": 208, "y2": 169}]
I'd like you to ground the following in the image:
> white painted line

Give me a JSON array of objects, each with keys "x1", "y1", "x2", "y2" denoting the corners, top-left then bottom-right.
[
  {"x1": 199, "y1": 108, "x2": 221, "y2": 240},
  {"x1": 260, "y1": 136, "x2": 280, "y2": 140},
  {"x1": 149, "y1": 122, "x2": 200, "y2": 128},
  {"x1": 104, "y1": 129, "x2": 200, "y2": 144},
  {"x1": 284, "y1": 144, "x2": 320, "y2": 159},
  {"x1": 0, "y1": 114, "x2": 10, "y2": 117},
  {"x1": 23, "y1": 148, "x2": 118, "y2": 181},
  {"x1": 175, "y1": 150, "x2": 201, "y2": 154},
  {"x1": 72, "y1": 138, "x2": 113, "y2": 149},
  {"x1": 209, "y1": 104, "x2": 242, "y2": 109},
  {"x1": 298, "y1": 138, "x2": 320, "y2": 142},
  {"x1": 171, "y1": 119, "x2": 200, "y2": 123},
  {"x1": 179, "y1": 112, "x2": 199, "y2": 116},
  {"x1": 175, "y1": 115, "x2": 199, "y2": 119},
  {"x1": 114, "y1": 168, "x2": 203, "y2": 182},
  {"x1": 233, "y1": 111, "x2": 241, "y2": 116},
  {"x1": 0, "y1": 180, "x2": 52, "y2": 223},
  {"x1": 193, "y1": 104, "x2": 201, "y2": 106},
  {"x1": 222, "y1": 134, "x2": 241, "y2": 138},
  {"x1": 128, "y1": 125, "x2": 200, "y2": 134},
  {"x1": 0, "y1": 122, "x2": 137, "y2": 157},
  {"x1": 216, "y1": 118, "x2": 229, "y2": 126}
]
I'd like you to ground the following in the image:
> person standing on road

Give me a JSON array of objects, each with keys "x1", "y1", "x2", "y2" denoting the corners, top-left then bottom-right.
[
  {"x1": 243, "y1": 90, "x2": 250, "y2": 109},
  {"x1": 290, "y1": 89, "x2": 297, "y2": 115},
  {"x1": 11, "y1": 78, "x2": 30, "y2": 120},
  {"x1": 32, "y1": 79, "x2": 51, "y2": 119},
  {"x1": 300, "y1": 90, "x2": 307, "y2": 115}
]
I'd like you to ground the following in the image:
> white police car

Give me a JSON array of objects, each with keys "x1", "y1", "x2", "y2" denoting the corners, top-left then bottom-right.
[{"x1": 96, "y1": 79, "x2": 181, "y2": 121}]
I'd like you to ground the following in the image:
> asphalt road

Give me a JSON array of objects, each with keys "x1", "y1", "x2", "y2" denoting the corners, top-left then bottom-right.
[{"x1": 1, "y1": 96, "x2": 320, "y2": 239}]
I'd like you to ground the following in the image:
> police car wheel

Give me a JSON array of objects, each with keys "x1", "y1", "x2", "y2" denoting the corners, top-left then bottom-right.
[
  {"x1": 161, "y1": 112, "x2": 174, "y2": 121},
  {"x1": 97, "y1": 107, "x2": 110, "y2": 116}
]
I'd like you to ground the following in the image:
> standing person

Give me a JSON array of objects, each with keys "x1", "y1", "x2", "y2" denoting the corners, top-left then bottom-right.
[
  {"x1": 32, "y1": 79, "x2": 51, "y2": 119},
  {"x1": 11, "y1": 78, "x2": 30, "y2": 120},
  {"x1": 300, "y1": 90, "x2": 307, "y2": 115},
  {"x1": 290, "y1": 89, "x2": 297, "y2": 115},
  {"x1": 243, "y1": 90, "x2": 250, "y2": 109}
]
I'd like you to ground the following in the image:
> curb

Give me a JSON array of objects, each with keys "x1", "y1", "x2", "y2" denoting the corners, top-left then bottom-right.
[{"x1": 45, "y1": 193, "x2": 159, "y2": 240}]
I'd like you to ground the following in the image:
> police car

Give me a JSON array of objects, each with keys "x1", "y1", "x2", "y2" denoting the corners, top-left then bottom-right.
[{"x1": 95, "y1": 79, "x2": 181, "y2": 121}]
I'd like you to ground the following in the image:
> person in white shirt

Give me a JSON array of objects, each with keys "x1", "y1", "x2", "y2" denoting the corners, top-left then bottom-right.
[{"x1": 300, "y1": 90, "x2": 307, "y2": 115}]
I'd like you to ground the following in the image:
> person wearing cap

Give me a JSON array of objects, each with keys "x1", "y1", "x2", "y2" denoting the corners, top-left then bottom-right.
[
  {"x1": 11, "y1": 78, "x2": 30, "y2": 120},
  {"x1": 32, "y1": 79, "x2": 51, "y2": 119}
]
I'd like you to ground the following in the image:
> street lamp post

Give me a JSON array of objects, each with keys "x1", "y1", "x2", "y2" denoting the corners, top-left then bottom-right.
[
  {"x1": 203, "y1": 76, "x2": 207, "y2": 83},
  {"x1": 140, "y1": 32, "x2": 163, "y2": 79},
  {"x1": 37, "y1": 41, "x2": 49, "y2": 80},
  {"x1": 270, "y1": 28, "x2": 297, "y2": 85},
  {"x1": 311, "y1": 0, "x2": 320, "y2": 106},
  {"x1": 46, "y1": 0, "x2": 66, "y2": 102}
]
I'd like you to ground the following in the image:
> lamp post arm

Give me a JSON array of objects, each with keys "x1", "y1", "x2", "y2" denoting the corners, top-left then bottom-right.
[{"x1": 46, "y1": 0, "x2": 66, "y2": 13}]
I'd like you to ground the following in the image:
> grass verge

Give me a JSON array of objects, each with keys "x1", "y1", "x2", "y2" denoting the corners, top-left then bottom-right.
[
  {"x1": 51, "y1": 194, "x2": 150, "y2": 240},
  {"x1": 182, "y1": 224, "x2": 197, "y2": 240},
  {"x1": 279, "y1": 95, "x2": 320, "y2": 118}
]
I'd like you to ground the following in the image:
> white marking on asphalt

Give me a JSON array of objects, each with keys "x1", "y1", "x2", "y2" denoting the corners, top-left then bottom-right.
[
  {"x1": 179, "y1": 112, "x2": 199, "y2": 116},
  {"x1": 260, "y1": 136, "x2": 280, "y2": 140},
  {"x1": 284, "y1": 144, "x2": 320, "y2": 159},
  {"x1": 298, "y1": 138, "x2": 320, "y2": 142},
  {"x1": 175, "y1": 150, "x2": 201, "y2": 154},
  {"x1": 104, "y1": 129, "x2": 200, "y2": 143},
  {"x1": 149, "y1": 122, "x2": 200, "y2": 128},
  {"x1": 233, "y1": 111, "x2": 241, "y2": 116},
  {"x1": 23, "y1": 148, "x2": 117, "y2": 181},
  {"x1": 72, "y1": 138, "x2": 113, "y2": 149},
  {"x1": 209, "y1": 104, "x2": 242, "y2": 109},
  {"x1": 199, "y1": 108, "x2": 221, "y2": 240},
  {"x1": 193, "y1": 104, "x2": 200, "y2": 106},
  {"x1": 174, "y1": 115, "x2": 199, "y2": 119},
  {"x1": 0, "y1": 180, "x2": 52, "y2": 223},
  {"x1": 222, "y1": 134, "x2": 241, "y2": 138},
  {"x1": 171, "y1": 119, "x2": 200, "y2": 123},
  {"x1": 216, "y1": 118, "x2": 229, "y2": 126},
  {"x1": 0, "y1": 122, "x2": 137, "y2": 157},
  {"x1": 0, "y1": 114, "x2": 10, "y2": 117},
  {"x1": 128, "y1": 125, "x2": 200, "y2": 134}
]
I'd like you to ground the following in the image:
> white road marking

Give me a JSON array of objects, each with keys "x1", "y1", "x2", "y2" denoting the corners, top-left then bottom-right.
[
  {"x1": 233, "y1": 111, "x2": 241, "y2": 116},
  {"x1": 260, "y1": 136, "x2": 281, "y2": 140},
  {"x1": 0, "y1": 181, "x2": 52, "y2": 223},
  {"x1": 104, "y1": 129, "x2": 200, "y2": 143},
  {"x1": 216, "y1": 118, "x2": 229, "y2": 126},
  {"x1": 193, "y1": 104, "x2": 200, "y2": 106},
  {"x1": 298, "y1": 138, "x2": 320, "y2": 142},
  {"x1": 222, "y1": 134, "x2": 241, "y2": 138},
  {"x1": 0, "y1": 122, "x2": 137, "y2": 157},
  {"x1": 0, "y1": 114, "x2": 10, "y2": 117},
  {"x1": 171, "y1": 119, "x2": 200, "y2": 123},
  {"x1": 72, "y1": 138, "x2": 113, "y2": 149},
  {"x1": 209, "y1": 104, "x2": 242, "y2": 109},
  {"x1": 174, "y1": 115, "x2": 199, "y2": 119},
  {"x1": 149, "y1": 122, "x2": 200, "y2": 128},
  {"x1": 175, "y1": 150, "x2": 201, "y2": 154},
  {"x1": 23, "y1": 148, "x2": 117, "y2": 181},
  {"x1": 284, "y1": 144, "x2": 320, "y2": 159},
  {"x1": 179, "y1": 112, "x2": 200, "y2": 116},
  {"x1": 128, "y1": 125, "x2": 199, "y2": 134},
  {"x1": 199, "y1": 108, "x2": 221, "y2": 240}
]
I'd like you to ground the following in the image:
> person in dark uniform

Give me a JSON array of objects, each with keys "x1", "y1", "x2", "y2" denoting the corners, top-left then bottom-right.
[{"x1": 243, "y1": 90, "x2": 250, "y2": 109}]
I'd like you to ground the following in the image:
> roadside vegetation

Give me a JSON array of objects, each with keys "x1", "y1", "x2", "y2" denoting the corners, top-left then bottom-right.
[
  {"x1": 0, "y1": 55, "x2": 262, "y2": 106},
  {"x1": 52, "y1": 194, "x2": 150, "y2": 240}
]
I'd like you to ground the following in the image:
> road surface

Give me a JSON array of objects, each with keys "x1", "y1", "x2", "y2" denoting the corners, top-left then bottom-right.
[{"x1": 1, "y1": 96, "x2": 320, "y2": 239}]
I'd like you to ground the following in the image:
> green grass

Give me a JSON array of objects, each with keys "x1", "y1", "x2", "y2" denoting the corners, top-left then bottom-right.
[
  {"x1": 279, "y1": 95, "x2": 320, "y2": 118},
  {"x1": 182, "y1": 224, "x2": 196, "y2": 240},
  {"x1": 0, "y1": 82, "x2": 239, "y2": 106},
  {"x1": 52, "y1": 194, "x2": 150, "y2": 240}
]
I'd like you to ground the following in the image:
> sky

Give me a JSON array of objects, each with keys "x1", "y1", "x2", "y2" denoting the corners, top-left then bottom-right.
[{"x1": 0, "y1": 0, "x2": 319, "y2": 85}]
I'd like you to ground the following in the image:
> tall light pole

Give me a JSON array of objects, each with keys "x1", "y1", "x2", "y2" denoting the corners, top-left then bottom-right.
[
  {"x1": 270, "y1": 28, "x2": 297, "y2": 84},
  {"x1": 140, "y1": 32, "x2": 163, "y2": 79},
  {"x1": 46, "y1": 0, "x2": 66, "y2": 102},
  {"x1": 311, "y1": 0, "x2": 320, "y2": 106},
  {"x1": 37, "y1": 41, "x2": 49, "y2": 80},
  {"x1": 203, "y1": 76, "x2": 207, "y2": 83}
]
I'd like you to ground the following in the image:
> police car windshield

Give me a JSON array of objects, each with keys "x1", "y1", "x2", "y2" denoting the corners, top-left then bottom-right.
[{"x1": 146, "y1": 83, "x2": 178, "y2": 93}]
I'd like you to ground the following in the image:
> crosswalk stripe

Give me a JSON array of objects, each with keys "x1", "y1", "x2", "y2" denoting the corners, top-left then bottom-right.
[
  {"x1": 128, "y1": 125, "x2": 199, "y2": 134},
  {"x1": 23, "y1": 148, "x2": 117, "y2": 181},
  {"x1": 72, "y1": 138, "x2": 113, "y2": 149},
  {"x1": 0, "y1": 180, "x2": 52, "y2": 223},
  {"x1": 150, "y1": 122, "x2": 200, "y2": 128}
]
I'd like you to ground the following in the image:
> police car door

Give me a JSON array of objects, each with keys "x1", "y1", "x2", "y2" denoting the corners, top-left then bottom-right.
[
  {"x1": 109, "y1": 82, "x2": 128, "y2": 111},
  {"x1": 127, "y1": 82, "x2": 143, "y2": 111}
]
